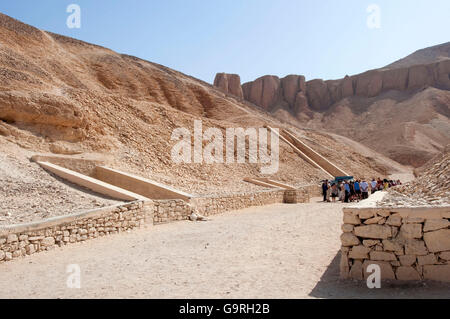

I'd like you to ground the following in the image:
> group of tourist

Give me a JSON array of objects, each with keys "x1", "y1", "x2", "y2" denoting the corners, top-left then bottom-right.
[{"x1": 321, "y1": 178, "x2": 402, "y2": 203}]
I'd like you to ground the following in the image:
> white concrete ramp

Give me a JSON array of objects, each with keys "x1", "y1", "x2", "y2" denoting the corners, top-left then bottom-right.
[
  {"x1": 93, "y1": 166, "x2": 193, "y2": 200},
  {"x1": 37, "y1": 161, "x2": 147, "y2": 201}
]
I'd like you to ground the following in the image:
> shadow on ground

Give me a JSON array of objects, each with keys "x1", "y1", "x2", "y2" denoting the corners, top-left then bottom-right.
[{"x1": 309, "y1": 251, "x2": 450, "y2": 299}]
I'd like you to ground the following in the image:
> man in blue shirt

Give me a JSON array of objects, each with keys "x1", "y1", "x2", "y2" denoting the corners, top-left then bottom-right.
[{"x1": 354, "y1": 180, "x2": 361, "y2": 200}]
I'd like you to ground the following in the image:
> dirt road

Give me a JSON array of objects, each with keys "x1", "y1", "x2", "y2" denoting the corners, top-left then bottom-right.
[{"x1": 0, "y1": 199, "x2": 449, "y2": 299}]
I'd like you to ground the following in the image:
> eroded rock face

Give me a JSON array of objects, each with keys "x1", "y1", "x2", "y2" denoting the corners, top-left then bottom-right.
[
  {"x1": 354, "y1": 70, "x2": 383, "y2": 97},
  {"x1": 234, "y1": 60, "x2": 450, "y2": 114},
  {"x1": 213, "y1": 73, "x2": 244, "y2": 99},
  {"x1": 306, "y1": 79, "x2": 331, "y2": 111},
  {"x1": 242, "y1": 75, "x2": 281, "y2": 110},
  {"x1": 281, "y1": 75, "x2": 306, "y2": 106}
]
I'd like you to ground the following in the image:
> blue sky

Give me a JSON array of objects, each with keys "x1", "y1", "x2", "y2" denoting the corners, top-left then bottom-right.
[{"x1": 0, "y1": 0, "x2": 449, "y2": 83}]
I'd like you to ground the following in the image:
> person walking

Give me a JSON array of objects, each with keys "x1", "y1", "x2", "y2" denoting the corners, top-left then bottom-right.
[
  {"x1": 340, "y1": 182, "x2": 346, "y2": 202},
  {"x1": 361, "y1": 180, "x2": 369, "y2": 199},
  {"x1": 331, "y1": 183, "x2": 338, "y2": 202},
  {"x1": 354, "y1": 180, "x2": 361, "y2": 200},
  {"x1": 326, "y1": 181, "x2": 332, "y2": 202},
  {"x1": 344, "y1": 181, "x2": 350, "y2": 203},
  {"x1": 370, "y1": 178, "x2": 377, "y2": 194},
  {"x1": 322, "y1": 180, "x2": 328, "y2": 202}
]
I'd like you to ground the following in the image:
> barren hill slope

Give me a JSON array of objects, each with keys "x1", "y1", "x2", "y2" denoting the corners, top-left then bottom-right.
[
  {"x1": 0, "y1": 13, "x2": 403, "y2": 199},
  {"x1": 385, "y1": 41, "x2": 450, "y2": 69}
]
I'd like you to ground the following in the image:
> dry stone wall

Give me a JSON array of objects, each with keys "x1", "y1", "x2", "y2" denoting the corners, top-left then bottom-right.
[
  {"x1": 340, "y1": 206, "x2": 450, "y2": 282},
  {"x1": 192, "y1": 188, "x2": 310, "y2": 216},
  {"x1": 0, "y1": 200, "x2": 154, "y2": 263},
  {"x1": 0, "y1": 185, "x2": 316, "y2": 263}
]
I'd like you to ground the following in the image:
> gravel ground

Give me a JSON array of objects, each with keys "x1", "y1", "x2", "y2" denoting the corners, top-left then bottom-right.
[
  {"x1": 0, "y1": 198, "x2": 449, "y2": 299},
  {"x1": 0, "y1": 151, "x2": 123, "y2": 225}
]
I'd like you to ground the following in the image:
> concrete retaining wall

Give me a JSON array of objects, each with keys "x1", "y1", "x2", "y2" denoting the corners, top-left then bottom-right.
[{"x1": 340, "y1": 194, "x2": 450, "y2": 282}]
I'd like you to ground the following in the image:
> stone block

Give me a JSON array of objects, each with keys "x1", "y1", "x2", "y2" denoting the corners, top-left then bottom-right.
[
  {"x1": 399, "y1": 224, "x2": 422, "y2": 239},
  {"x1": 423, "y1": 265, "x2": 450, "y2": 282},
  {"x1": 424, "y1": 229, "x2": 450, "y2": 252},
  {"x1": 417, "y1": 254, "x2": 438, "y2": 266},
  {"x1": 396, "y1": 266, "x2": 422, "y2": 281},
  {"x1": 399, "y1": 255, "x2": 416, "y2": 266},
  {"x1": 423, "y1": 219, "x2": 450, "y2": 232},
  {"x1": 362, "y1": 260, "x2": 396, "y2": 280},
  {"x1": 349, "y1": 245, "x2": 371, "y2": 259},
  {"x1": 370, "y1": 251, "x2": 398, "y2": 261},
  {"x1": 354, "y1": 225, "x2": 392, "y2": 239}
]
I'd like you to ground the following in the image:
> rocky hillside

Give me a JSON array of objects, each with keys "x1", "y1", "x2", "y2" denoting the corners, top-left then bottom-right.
[
  {"x1": 381, "y1": 145, "x2": 450, "y2": 207},
  {"x1": 214, "y1": 42, "x2": 450, "y2": 167},
  {"x1": 0, "y1": 13, "x2": 403, "y2": 197}
]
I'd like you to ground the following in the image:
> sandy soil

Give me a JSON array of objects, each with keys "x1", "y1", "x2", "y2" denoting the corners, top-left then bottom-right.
[
  {"x1": 0, "y1": 198, "x2": 449, "y2": 299},
  {"x1": 0, "y1": 142, "x2": 123, "y2": 225}
]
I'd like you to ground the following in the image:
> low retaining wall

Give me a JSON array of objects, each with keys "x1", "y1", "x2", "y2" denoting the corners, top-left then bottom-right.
[
  {"x1": 192, "y1": 188, "x2": 310, "y2": 216},
  {"x1": 0, "y1": 201, "x2": 154, "y2": 263},
  {"x1": 0, "y1": 185, "x2": 317, "y2": 263},
  {"x1": 153, "y1": 199, "x2": 191, "y2": 223},
  {"x1": 340, "y1": 195, "x2": 450, "y2": 282}
]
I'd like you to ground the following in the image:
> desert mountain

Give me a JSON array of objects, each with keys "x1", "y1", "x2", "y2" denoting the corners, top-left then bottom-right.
[
  {"x1": 385, "y1": 41, "x2": 450, "y2": 69},
  {"x1": 0, "y1": 13, "x2": 409, "y2": 197},
  {"x1": 215, "y1": 43, "x2": 450, "y2": 167}
]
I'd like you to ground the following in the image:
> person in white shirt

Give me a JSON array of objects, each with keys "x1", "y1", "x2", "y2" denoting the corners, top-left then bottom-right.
[
  {"x1": 360, "y1": 180, "x2": 369, "y2": 199},
  {"x1": 370, "y1": 179, "x2": 377, "y2": 194}
]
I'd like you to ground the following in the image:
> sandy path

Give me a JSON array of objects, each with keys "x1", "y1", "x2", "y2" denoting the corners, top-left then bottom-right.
[{"x1": 0, "y1": 198, "x2": 449, "y2": 299}]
